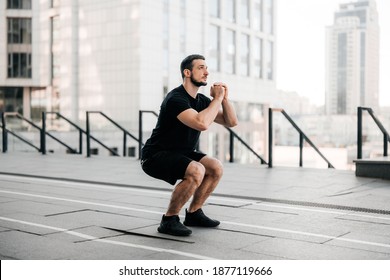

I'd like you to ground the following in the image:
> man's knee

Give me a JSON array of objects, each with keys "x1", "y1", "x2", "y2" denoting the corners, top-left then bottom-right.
[
  {"x1": 206, "y1": 158, "x2": 223, "y2": 179},
  {"x1": 185, "y1": 161, "x2": 206, "y2": 186}
]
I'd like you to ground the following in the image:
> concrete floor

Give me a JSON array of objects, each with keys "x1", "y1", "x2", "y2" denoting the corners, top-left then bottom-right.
[{"x1": 1, "y1": 152, "x2": 390, "y2": 260}]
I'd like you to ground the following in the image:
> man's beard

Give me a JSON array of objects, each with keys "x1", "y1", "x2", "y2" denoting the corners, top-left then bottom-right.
[{"x1": 190, "y1": 75, "x2": 207, "y2": 87}]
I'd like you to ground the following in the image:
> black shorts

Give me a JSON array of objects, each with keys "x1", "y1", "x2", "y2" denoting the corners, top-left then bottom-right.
[{"x1": 141, "y1": 150, "x2": 206, "y2": 185}]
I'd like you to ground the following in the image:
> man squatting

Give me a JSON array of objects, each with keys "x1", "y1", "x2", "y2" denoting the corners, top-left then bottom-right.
[{"x1": 141, "y1": 54, "x2": 238, "y2": 236}]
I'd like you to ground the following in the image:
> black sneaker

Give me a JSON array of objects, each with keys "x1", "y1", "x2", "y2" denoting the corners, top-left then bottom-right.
[
  {"x1": 184, "y1": 208, "x2": 220, "y2": 227},
  {"x1": 157, "y1": 215, "x2": 192, "y2": 236}
]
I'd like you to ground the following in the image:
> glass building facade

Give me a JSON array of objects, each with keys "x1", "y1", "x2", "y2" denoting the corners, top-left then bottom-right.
[
  {"x1": 326, "y1": 0, "x2": 379, "y2": 115},
  {"x1": 1, "y1": 0, "x2": 276, "y2": 161}
]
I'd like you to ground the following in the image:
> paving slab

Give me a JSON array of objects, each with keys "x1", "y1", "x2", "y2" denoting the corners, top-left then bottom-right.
[{"x1": 1, "y1": 152, "x2": 390, "y2": 260}]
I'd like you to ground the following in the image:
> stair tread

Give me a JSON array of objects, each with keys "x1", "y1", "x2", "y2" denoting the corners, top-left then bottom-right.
[{"x1": 354, "y1": 157, "x2": 390, "y2": 164}]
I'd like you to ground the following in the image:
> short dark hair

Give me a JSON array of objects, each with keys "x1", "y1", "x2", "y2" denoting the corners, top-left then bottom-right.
[{"x1": 180, "y1": 54, "x2": 205, "y2": 78}]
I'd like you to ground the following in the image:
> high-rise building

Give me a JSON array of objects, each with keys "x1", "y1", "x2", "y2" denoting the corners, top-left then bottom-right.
[
  {"x1": 325, "y1": 0, "x2": 379, "y2": 115},
  {"x1": 0, "y1": 0, "x2": 276, "y2": 160}
]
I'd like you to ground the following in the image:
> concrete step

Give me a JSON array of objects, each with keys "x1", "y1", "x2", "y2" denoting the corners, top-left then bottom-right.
[{"x1": 354, "y1": 156, "x2": 390, "y2": 180}]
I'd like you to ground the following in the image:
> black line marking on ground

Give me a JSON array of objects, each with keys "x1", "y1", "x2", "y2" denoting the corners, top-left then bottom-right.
[
  {"x1": 216, "y1": 227, "x2": 276, "y2": 238},
  {"x1": 45, "y1": 209, "x2": 91, "y2": 217},
  {"x1": 100, "y1": 227, "x2": 195, "y2": 244},
  {"x1": 207, "y1": 202, "x2": 253, "y2": 208},
  {"x1": 335, "y1": 216, "x2": 390, "y2": 226}
]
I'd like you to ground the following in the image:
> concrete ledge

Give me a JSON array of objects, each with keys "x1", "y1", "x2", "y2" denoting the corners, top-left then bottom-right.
[{"x1": 354, "y1": 157, "x2": 390, "y2": 180}]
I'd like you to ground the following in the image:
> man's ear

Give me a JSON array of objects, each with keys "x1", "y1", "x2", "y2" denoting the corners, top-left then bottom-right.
[{"x1": 183, "y1": 69, "x2": 191, "y2": 77}]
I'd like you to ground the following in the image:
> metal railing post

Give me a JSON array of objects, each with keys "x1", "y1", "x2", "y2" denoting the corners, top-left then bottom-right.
[
  {"x1": 79, "y1": 129, "x2": 83, "y2": 154},
  {"x1": 299, "y1": 132, "x2": 304, "y2": 167},
  {"x1": 229, "y1": 130, "x2": 234, "y2": 163},
  {"x1": 86, "y1": 111, "x2": 91, "y2": 157},
  {"x1": 123, "y1": 131, "x2": 127, "y2": 157},
  {"x1": 41, "y1": 112, "x2": 46, "y2": 155},
  {"x1": 138, "y1": 110, "x2": 143, "y2": 159},
  {"x1": 2, "y1": 112, "x2": 7, "y2": 153},
  {"x1": 384, "y1": 133, "x2": 388, "y2": 157},
  {"x1": 268, "y1": 108, "x2": 273, "y2": 168},
  {"x1": 357, "y1": 107, "x2": 363, "y2": 159}
]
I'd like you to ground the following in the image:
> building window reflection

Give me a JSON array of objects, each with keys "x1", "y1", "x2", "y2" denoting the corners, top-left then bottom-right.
[
  {"x1": 7, "y1": 18, "x2": 32, "y2": 44},
  {"x1": 240, "y1": 0, "x2": 250, "y2": 27},
  {"x1": 225, "y1": 29, "x2": 236, "y2": 74},
  {"x1": 253, "y1": 0, "x2": 263, "y2": 31},
  {"x1": 240, "y1": 33, "x2": 249, "y2": 76},
  {"x1": 265, "y1": 40, "x2": 273, "y2": 80},
  {"x1": 8, "y1": 53, "x2": 32, "y2": 78},
  {"x1": 7, "y1": 0, "x2": 31, "y2": 9},
  {"x1": 253, "y1": 37, "x2": 263, "y2": 78},
  {"x1": 0, "y1": 87, "x2": 23, "y2": 114},
  {"x1": 209, "y1": 24, "x2": 220, "y2": 72},
  {"x1": 209, "y1": 0, "x2": 220, "y2": 18},
  {"x1": 225, "y1": 0, "x2": 236, "y2": 23},
  {"x1": 264, "y1": 0, "x2": 273, "y2": 34}
]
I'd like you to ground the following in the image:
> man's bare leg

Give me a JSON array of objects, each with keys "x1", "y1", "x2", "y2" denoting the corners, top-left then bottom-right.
[
  {"x1": 188, "y1": 156, "x2": 223, "y2": 213},
  {"x1": 165, "y1": 161, "x2": 205, "y2": 216}
]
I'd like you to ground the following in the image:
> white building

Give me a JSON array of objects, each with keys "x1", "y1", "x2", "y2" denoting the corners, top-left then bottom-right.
[
  {"x1": 1, "y1": 0, "x2": 277, "y2": 160},
  {"x1": 325, "y1": 0, "x2": 379, "y2": 115}
]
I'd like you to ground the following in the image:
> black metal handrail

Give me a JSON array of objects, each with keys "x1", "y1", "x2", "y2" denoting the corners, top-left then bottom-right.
[
  {"x1": 138, "y1": 110, "x2": 267, "y2": 164},
  {"x1": 2, "y1": 112, "x2": 76, "y2": 153},
  {"x1": 86, "y1": 111, "x2": 139, "y2": 157},
  {"x1": 41, "y1": 112, "x2": 82, "y2": 155},
  {"x1": 268, "y1": 108, "x2": 335, "y2": 168},
  {"x1": 1, "y1": 112, "x2": 40, "y2": 152},
  {"x1": 2, "y1": 112, "x2": 74, "y2": 154},
  {"x1": 226, "y1": 127, "x2": 267, "y2": 164},
  {"x1": 357, "y1": 107, "x2": 390, "y2": 159}
]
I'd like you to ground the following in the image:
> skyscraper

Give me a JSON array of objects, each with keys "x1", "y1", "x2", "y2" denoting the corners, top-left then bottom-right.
[{"x1": 325, "y1": 0, "x2": 379, "y2": 115}]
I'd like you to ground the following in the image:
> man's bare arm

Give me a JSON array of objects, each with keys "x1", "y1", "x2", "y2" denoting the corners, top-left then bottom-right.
[
  {"x1": 214, "y1": 99, "x2": 238, "y2": 127},
  {"x1": 177, "y1": 85, "x2": 225, "y2": 131},
  {"x1": 214, "y1": 83, "x2": 238, "y2": 127}
]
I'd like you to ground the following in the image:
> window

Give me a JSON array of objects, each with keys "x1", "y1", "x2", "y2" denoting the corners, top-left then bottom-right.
[
  {"x1": 337, "y1": 33, "x2": 347, "y2": 114},
  {"x1": 360, "y1": 32, "x2": 366, "y2": 105},
  {"x1": 162, "y1": 0, "x2": 169, "y2": 73},
  {"x1": 0, "y1": 89, "x2": 4, "y2": 113},
  {"x1": 51, "y1": 16, "x2": 60, "y2": 82},
  {"x1": 264, "y1": 0, "x2": 273, "y2": 34},
  {"x1": 51, "y1": 0, "x2": 60, "y2": 8},
  {"x1": 7, "y1": 18, "x2": 32, "y2": 44},
  {"x1": 240, "y1": 34, "x2": 250, "y2": 76},
  {"x1": 31, "y1": 89, "x2": 47, "y2": 120},
  {"x1": 225, "y1": 0, "x2": 235, "y2": 23},
  {"x1": 209, "y1": 25, "x2": 220, "y2": 72},
  {"x1": 253, "y1": 0, "x2": 263, "y2": 31},
  {"x1": 179, "y1": 0, "x2": 186, "y2": 55},
  {"x1": 0, "y1": 87, "x2": 23, "y2": 114},
  {"x1": 240, "y1": 0, "x2": 250, "y2": 27},
  {"x1": 7, "y1": 0, "x2": 31, "y2": 9},
  {"x1": 8, "y1": 53, "x2": 32, "y2": 78},
  {"x1": 253, "y1": 37, "x2": 263, "y2": 78},
  {"x1": 209, "y1": 0, "x2": 220, "y2": 18},
  {"x1": 225, "y1": 29, "x2": 236, "y2": 74},
  {"x1": 265, "y1": 41, "x2": 273, "y2": 80}
]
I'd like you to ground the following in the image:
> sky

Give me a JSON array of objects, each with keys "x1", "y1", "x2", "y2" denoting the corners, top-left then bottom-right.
[{"x1": 276, "y1": 0, "x2": 390, "y2": 106}]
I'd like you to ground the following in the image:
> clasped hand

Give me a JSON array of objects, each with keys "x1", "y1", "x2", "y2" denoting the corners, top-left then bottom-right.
[{"x1": 210, "y1": 82, "x2": 228, "y2": 101}]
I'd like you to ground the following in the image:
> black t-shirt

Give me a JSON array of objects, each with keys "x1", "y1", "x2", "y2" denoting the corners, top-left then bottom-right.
[{"x1": 142, "y1": 85, "x2": 211, "y2": 159}]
